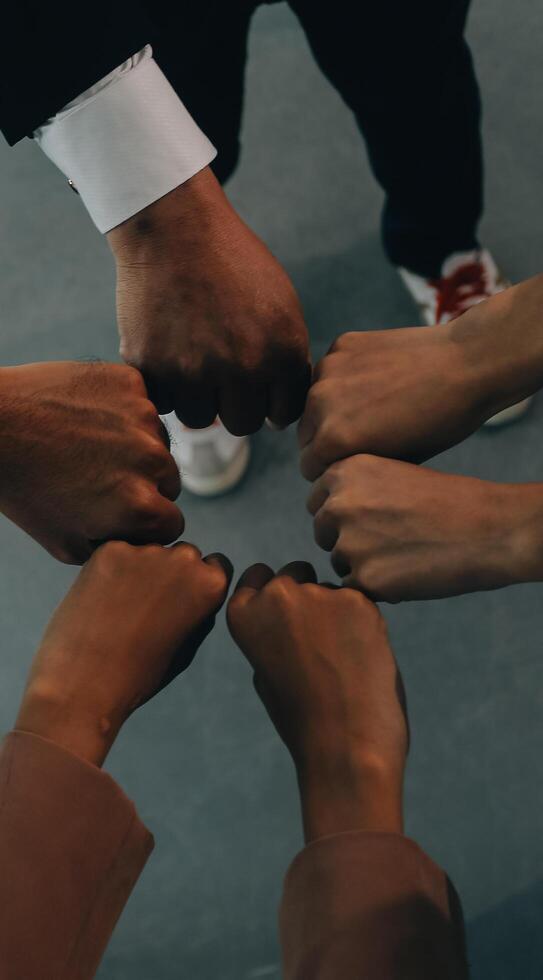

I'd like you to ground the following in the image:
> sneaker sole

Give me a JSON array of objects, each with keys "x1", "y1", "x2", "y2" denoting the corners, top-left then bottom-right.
[
  {"x1": 483, "y1": 398, "x2": 533, "y2": 427},
  {"x1": 181, "y1": 438, "x2": 251, "y2": 497}
]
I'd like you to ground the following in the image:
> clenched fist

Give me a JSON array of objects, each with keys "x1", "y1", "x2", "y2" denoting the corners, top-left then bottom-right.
[
  {"x1": 109, "y1": 167, "x2": 311, "y2": 434},
  {"x1": 308, "y1": 455, "x2": 543, "y2": 601},
  {"x1": 227, "y1": 562, "x2": 407, "y2": 840},
  {"x1": 17, "y1": 541, "x2": 232, "y2": 765},
  {"x1": 298, "y1": 326, "x2": 491, "y2": 481},
  {"x1": 0, "y1": 361, "x2": 183, "y2": 563}
]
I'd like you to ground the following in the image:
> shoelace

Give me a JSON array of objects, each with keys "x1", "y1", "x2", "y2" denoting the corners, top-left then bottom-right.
[{"x1": 430, "y1": 259, "x2": 490, "y2": 322}]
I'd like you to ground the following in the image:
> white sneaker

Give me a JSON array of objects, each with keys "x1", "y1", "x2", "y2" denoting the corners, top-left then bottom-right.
[
  {"x1": 398, "y1": 249, "x2": 532, "y2": 426},
  {"x1": 161, "y1": 414, "x2": 250, "y2": 497}
]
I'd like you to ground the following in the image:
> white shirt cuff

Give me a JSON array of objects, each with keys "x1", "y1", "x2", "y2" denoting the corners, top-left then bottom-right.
[{"x1": 34, "y1": 46, "x2": 217, "y2": 234}]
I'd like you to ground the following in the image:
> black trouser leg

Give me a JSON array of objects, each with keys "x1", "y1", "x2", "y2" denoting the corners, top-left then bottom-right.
[
  {"x1": 147, "y1": 1, "x2": 257, "y2": 183},
  {"x1": 289, "y1": 0, "x2": 483, "y2": 277}
]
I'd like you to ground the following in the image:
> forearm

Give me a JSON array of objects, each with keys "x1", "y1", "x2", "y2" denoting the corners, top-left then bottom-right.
[
  {"x1": 106, "y1": 165, "x2": 229, "y2": 261},
  {"x1": 15, "y1": 681, "x2": 119, "y2": 768},
  {"x1": 0, "y1": 366, "x2": 27, "y2": 504},
  {"x1": 503, "y1": 482, "x2": 543, "y2": 584},
  {"x1": 450, "y1": 273, "x2": 543, "y2": 417},
  {"x1": 297, "y1": 753, "x2": 403, "y2": 844}
]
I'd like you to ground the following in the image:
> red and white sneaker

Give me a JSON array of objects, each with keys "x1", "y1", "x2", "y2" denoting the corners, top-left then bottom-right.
[
  {"x1": 398, "y1": 249, "x2": 532, "y2": 426},
  {"x1": 161, "y1": 415, "x2": 250, "y2": 497}
]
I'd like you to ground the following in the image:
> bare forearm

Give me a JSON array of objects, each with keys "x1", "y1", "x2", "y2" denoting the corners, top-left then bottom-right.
[
  {"x1": 450, "y1": 273, "x2": 543, "y2": 418},
  {"x1": 15, "y1": 684, "x2": 117, "y2": 768},
  {"x1": 297, "y1": 754, "x2": 403, "y2": 844},
  {"x1": 504, "y1": 482, "x2": 543, "y2": 583}
]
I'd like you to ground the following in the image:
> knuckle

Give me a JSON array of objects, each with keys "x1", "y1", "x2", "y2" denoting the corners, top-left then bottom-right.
[
  {"x1": 94, "y1": 539, "x2": 135, "y2": 567},
  {"x1": 134, "y1": 542, "x2": 166, "y2": 559},
  {"x1": 226, "y1": 594, "x2": 245, "y2": 627},
  {"x1": 121, "y1": 364, "x2": 147, "y2": 394},
  {"x1": 138, "y1": 429, "x2": 168, "y2": 464},
  {"x1": 143, "y1": 436, "x2": 170, "y2": 471},
  {"x1": 330, "y1": 331, "x2": 356, "y2": 354},
  {"x1": 202, "y1": 563, "x2": 229, "y2": 597},
  {"x1": 340, "y1": 583, "x2": 386, "y2": 619},
  {"x1": 98, "y1": 539, "x2": 133, "y2": 556},
  {"x1": 312, "y1": 421, "x2": 340, "y2": 465},
  {"x1": 337, "y1": 585, "x2": 365, "y2": 609},
  {"x1": 356, "y1": 453, "x2": 381, "y2": 474},
  {"x1": 266, "y1": 575, "x2": 297, "y2": 605},
  {"x1": 174, "y1": 543, "x2": 203, "y2": 564},
  {"x1": 124, "y1": 349, "x2": 172, "y2": 381},
  {"x1": 139, "y1": 397, "x2": 161, "y2": 425},
  {"x1": 306, "y1": 379, "x2": 333, "y2": 417},
  {"x1": 300, "y1": 582, "x2": 323, "y2": 602},
  {"x1": 354, "y1": 559, "x2": 391, "y2": 601},
  {"x1": 321, "y1": 490, "x2": 346, "y2": 520},
  {"x1": 264, "y1": 297, "x2": 301, "y2": 333},
  {"x1": 235, "y1": 344, "x2": 262, "y2": 373},
  {"x1": 129, "y1": 498, "x2": 159, "y2": 524},
  {"x1": 123, "y1": 486, "x2": 164, "y2": 527},
  {"x1": 176, "y1": 357, "x2": 207, "y2": 383},
  {"x1": 313, "y1": 351, "x2": 341, "y2": 382},
  {"x1": 325, "y1": 457, "x2": 351, "y2": 485}
]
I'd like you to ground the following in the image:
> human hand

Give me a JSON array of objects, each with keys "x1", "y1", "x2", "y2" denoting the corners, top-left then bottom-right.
[
  {"x1": 0, "y1": 360, "x2": 183, "y2": 563},
  {"x1": 308, "y1": 455, "x2": 541, "y2": 601},
  {"x1": 16, "y1": 541, "x2": 232, "y2": 765},
  {"x1": 227, "y1": 562, "x2": 408, "y2": 841},
  {"x1": 108, "y1": 167, "x2": 311, "y2": 434},
  {"x1": 298, "y1": 325, "x2": 492, "y2": 481}
]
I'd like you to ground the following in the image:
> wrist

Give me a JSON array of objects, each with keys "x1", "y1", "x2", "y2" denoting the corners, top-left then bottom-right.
[
  {"x1": 15, "y1": 681, "x2": 122, "y2": 768},
  {"x1": 505, "y1": 483, "x2": 543, "y2": 584},
  {"x1": 107, "y1": 165, "x2": 226, "y2": 263},
  {"x1": 447, "y1": 276, "x2": 543, "y2": 418},
  {"x1": 296, "y1": 748, "x2": 404, "y2": 844}
]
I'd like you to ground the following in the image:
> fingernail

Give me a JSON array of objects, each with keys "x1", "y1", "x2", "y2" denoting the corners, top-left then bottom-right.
[{"x1": 204, "y1": 553, "x2": 234, "y2": 584}]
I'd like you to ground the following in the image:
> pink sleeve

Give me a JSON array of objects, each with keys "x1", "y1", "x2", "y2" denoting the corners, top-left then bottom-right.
[
  {"x1": 280, "y1": 830, "x2": 469, "y2": 980},
  {"x1": 0, "y1": 730, "x2": 154, "y2": 979}
]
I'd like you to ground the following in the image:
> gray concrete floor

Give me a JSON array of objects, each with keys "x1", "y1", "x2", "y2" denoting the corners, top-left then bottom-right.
[{"x1": 1, "y1": 2, "x2": 543, "y2": 977}]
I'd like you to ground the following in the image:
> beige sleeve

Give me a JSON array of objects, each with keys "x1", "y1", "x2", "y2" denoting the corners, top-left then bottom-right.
[
  {"x1": 0, "y1": 730, "x2": 154, "y2": 980},
  {"x1": 280, "y1": 830, "x2": 469, "y2": 980}
]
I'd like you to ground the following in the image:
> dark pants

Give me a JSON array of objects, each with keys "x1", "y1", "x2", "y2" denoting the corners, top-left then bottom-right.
[{"x1": 151, "y1": 0, "x2": 483, "y2": 278}]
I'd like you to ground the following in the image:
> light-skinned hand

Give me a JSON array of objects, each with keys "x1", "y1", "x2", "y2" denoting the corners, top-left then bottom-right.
[
  {"x1": 298, "y1": 325, "x2": 490, "y2": 482},
  {"x1": 308, "y1": 454, "x2": 542, "y2": 601}
]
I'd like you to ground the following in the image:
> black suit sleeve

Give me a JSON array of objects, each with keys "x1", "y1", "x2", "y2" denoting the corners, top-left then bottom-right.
[{"x1": 0, "y1": 1, "x2": 157, "y2": 144}]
